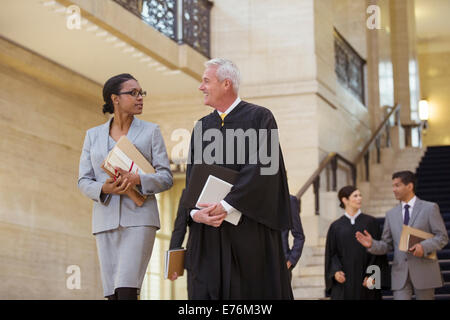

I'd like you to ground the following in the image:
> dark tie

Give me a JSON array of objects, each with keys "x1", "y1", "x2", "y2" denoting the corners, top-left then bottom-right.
[{"x1": 403, "y1": 204, "x2": 410, "y2": 225}]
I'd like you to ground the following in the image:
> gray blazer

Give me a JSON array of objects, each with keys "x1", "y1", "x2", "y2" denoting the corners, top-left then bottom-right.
[
  {"x1": 369, "y1": 197, "x2": 448, "y2": 290},
  {"x1": 78, "y1": 117, "x2": 173, "y2": 234}
]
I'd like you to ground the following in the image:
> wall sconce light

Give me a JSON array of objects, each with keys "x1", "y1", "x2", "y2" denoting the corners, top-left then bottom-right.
[
  {"x1": 419, "y1": 99, "x2": 429, "y2": 129},
  {"x1": 419, "y1": 100, "x2": 429, "y2": 120}
]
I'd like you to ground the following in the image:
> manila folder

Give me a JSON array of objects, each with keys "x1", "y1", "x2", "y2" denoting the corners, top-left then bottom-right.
[{"x1": 399, "y1": 225, "x2": 437, "y2": 260}]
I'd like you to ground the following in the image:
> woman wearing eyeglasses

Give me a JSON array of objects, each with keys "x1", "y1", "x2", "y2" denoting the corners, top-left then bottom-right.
[{"x1": 78, "y1": 73, "x2": 173, "y2": 300}]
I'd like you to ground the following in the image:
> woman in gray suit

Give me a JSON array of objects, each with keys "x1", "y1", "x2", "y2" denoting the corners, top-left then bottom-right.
[{"x1": 78, "y1": 73, "x2": 173, "y2": 300}]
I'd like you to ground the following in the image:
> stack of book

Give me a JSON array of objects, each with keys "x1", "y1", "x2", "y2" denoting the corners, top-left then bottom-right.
[
  {"x1": 101, "y1": 135, "x2": 155, "y2": 206},
  {"x1": 399, "y1": 225, "x2": 437, "y2": 260}
]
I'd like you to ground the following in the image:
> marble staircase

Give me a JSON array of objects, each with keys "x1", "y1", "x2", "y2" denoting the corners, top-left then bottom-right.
[
  {"x1": 292, "y1": 237, "x2": 327, "y2": 299},
  {"x1": 364, "y1": 147, "x2": 425, "y2": 217}
]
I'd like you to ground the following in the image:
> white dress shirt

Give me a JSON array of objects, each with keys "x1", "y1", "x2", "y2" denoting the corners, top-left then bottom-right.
[
  {"x1": 401, "y1": 196, "x2": 416, "y2": 222},
  {"x1": 190, "y1": 97, "x2": 242, "y2": 220},
  {"x1": 216, "y1": 97, "x2": 241, "y2": 117},
  {"x1": 344, "y1": 209, "x2": 362, "y2": 225}
]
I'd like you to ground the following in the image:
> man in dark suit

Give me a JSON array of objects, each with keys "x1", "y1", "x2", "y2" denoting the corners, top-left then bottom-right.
[{"x1": 282, "y1": 195, "x2": 305, "y2": 282}]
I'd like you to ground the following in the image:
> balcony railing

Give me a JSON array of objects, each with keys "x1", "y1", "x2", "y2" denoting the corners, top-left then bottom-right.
[{"x1": 112, "y1": 0, "x2": 212, "y2": 57}]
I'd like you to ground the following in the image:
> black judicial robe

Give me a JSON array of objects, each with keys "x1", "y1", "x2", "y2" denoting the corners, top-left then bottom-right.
[
  {"x1": 324, "y1": 213, "x2": 390, "y2": 300},
  {"x1": 170, "y1": 100, "x2": 293, "y2": 299}
]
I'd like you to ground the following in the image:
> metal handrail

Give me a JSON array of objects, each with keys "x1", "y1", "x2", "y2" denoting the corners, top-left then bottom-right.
[
  {"x1": 296, "y1": 152, "x2": 356, "y2": 215},
  {"x1": 296, "y1": 153, "x2": 335, "y2": 200},
  {"x1": 354, "y1": 103, "x2": 400, "y2": 164}
]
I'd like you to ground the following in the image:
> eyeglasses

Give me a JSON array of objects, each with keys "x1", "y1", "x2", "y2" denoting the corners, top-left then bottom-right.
[{"x1": 118, "y1": 89, "x2": 147, "y2": 98}]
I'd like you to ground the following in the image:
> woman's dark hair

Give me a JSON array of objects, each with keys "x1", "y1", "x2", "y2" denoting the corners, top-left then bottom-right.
[
  {"x1": 102, "y1": 73, "x2": 136, "y2": 114},
  {"x1": 338, "y1": 185, "x2": 358, "y2": 209}
]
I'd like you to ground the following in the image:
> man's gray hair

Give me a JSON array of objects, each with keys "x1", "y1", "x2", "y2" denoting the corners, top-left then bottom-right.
[{"x1": 205, "y1": 58, "x2": 241, "y2": 94}]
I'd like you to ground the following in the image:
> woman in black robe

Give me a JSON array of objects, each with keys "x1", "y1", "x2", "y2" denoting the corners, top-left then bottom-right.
[{"x1": 324, "y1": 186, "x2": 390, "y2": 300}]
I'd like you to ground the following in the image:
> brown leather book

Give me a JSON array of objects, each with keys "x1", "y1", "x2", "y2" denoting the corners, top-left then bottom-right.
[
  {"x1": 408, "y1": 234, "x2": 425, "y2": 249},
  {"x1": 164, "y1": 248, "x2": 186, "y2": 279}
]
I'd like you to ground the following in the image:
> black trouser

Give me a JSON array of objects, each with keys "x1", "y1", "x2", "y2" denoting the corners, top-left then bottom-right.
[
  {"x1": 106, "y1": 287, "x2": 138, "y2": 300},
  {"x1": 187, "y1": 272, "x2": 218, "y2": 300}
]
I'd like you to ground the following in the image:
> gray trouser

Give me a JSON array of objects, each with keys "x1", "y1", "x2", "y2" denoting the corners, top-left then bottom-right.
[{"x1": 393, "y1": 273, "x2": 435, "y2": 300}]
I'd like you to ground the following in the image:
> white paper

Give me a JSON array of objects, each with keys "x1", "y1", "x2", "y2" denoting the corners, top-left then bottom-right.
[
  {"x1": 164, "y1": 250, "x2": 169, "y2": 279},
  {"x1": 104, "y1": 147, "x2": 146, "y2": 196},
  {"x1": 196, "y1": 175, "x2": 241, "y2": 225},
  {"x1": 105, "y1": 147, "x2": 144, "y2": 175}
]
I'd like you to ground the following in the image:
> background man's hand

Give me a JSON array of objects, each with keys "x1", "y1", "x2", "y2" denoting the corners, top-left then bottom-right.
[
  {"x1": 409, "y1": 243, "x2": 424, "y2": 257},
  {"x1": 355, "y1": 230, "x2": 373, "y2": 248}
]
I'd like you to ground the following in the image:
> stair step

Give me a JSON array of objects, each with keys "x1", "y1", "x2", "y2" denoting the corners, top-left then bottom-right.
[
  {"x1": 436, "y1": 282, "x2": 450, "y2": 294},
  {"x1": 440, "y1": 259, "x2": 450, "y2": 271},
  {"x1": 382, "y1": 294, "x2": 450, "y2": 300},
  {"x1": 370, "y1": 193, "x2": 397, "y2": 199},
  {"x1": 368, "y1": 199, "x2": 399, "y2": 206},
  {"x1": 418, "y1": 162, "x2": 450, "y2": 168},
  {"x1": 292, "y1": 275, "x2": 325, "y2": 288},
  {"x1": 306, "y1": 255, "x2": 325, "y2": 265},
  {"x1": 416, "y1": 188, "x2": 450, "y2": 194},
  {"x1": 416, "y1": 169, "x2": 450, "y2": 175},
  {"x1": 310, "y1": 246, "x2": 326, "y2": 256},
  {"x1": 319, "y1": 237, "x2": 326, "y2": 247},
  {"x1": 438, "y1": 249, "x2": 450, "y2": 260},
  {"x1": 382, "y1": 284, "x2": 450, "y2": 298},
  {"x1": 299, "y1": 265, "x2": 324, "y2": 276},
  {"x1": 442, "y1": 271, "x2": 450, "y2": 282},
  {"x1": 293, "y1": 286, "x2": 325, "y2": 299},
  {"x1": 416, "y1": 178, "x2": 450, "y2": 184},
  {"x1": 365, "y1": 206, "x2": 396, "y2": 215}
]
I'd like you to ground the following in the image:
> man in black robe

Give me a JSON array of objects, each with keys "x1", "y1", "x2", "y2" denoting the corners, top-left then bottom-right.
[
  {"x1": 169, "y1": 58, "x2": 293, "y2": 299},
  {"x1": 325, "y1": 213, "x2": 390, "y2": 300}
]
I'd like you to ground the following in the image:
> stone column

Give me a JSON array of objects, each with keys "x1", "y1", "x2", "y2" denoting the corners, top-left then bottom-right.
[
  {"x1": 211, "y1": 0, "x2": 321, "y2": 245},
  {"x1": 366, "y1": 0, "x2": 382, "y2": 133},
  {"x1": 389, "y1": 0, "x2": 420, "y2": 146}
]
